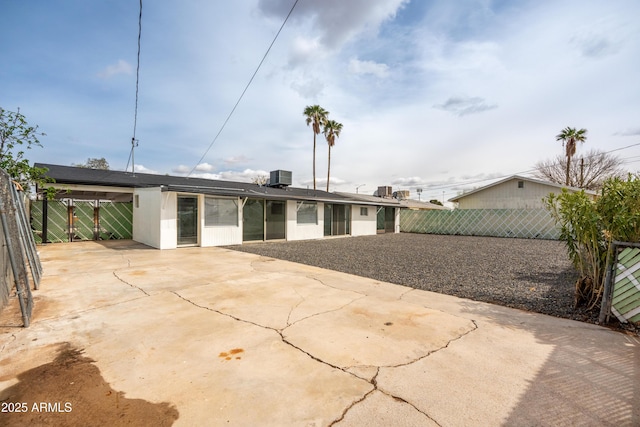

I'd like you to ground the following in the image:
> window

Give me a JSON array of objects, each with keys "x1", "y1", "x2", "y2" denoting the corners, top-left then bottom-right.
[
  {"x1": 360, "y1": 207, "x2": 368, "y2": 216},
  {"x1": 134, "y1": 194, "x2": 139, "y2": 208},
  {"x1": 518, "y1": 181, "x2": 524, "y2": 189},
  {"x1": 297, "y1": 201, "x2": 317, "y2": 224},
  {"x1": 204, "y1": 197, "x2": 238, "y2": 226}
]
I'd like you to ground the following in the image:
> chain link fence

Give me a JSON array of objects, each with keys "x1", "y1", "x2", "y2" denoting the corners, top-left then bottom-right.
[
  {"x1": 0, "y1": 169, "x2": 42, "y2": 327},
  {"x1": 400, "y1": 208, "x2": 560, "y2": 240}
]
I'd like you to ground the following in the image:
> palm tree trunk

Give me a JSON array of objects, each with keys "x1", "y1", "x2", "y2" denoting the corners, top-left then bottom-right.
[
  {"x1": 565, "y1": 155, "x2": 571, "y2": 186},
  {"x1": 327, "y1": 146, "x2": 331, "y2": 192},
  {"x1": 313, "y1": 133, "x2": 317, "y2": 190}
]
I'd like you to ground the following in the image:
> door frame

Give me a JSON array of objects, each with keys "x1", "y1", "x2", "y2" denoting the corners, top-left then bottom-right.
[{"x1": 177, "y1": 195, "x2": 199, "y2": 246}]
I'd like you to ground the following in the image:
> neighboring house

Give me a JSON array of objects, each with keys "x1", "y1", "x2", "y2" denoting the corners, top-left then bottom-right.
[
  {"x1": 399, "y1": 199, "x2": 450, "y2": 211},
  {"x1": 35, "y1": 163, "x2": 401, "y2": 249},
  {"x1": 335, "y1": 192, "x2": 402, "y2": 233},
  {"x1": 448, "y1": 175, "x2": 598, "y2": 209}
]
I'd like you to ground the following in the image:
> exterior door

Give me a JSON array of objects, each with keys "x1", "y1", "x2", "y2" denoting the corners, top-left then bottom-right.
[
  {"x1": 324, "y1": 204, "x2": 350, "y2": 236},
  {"x1": 266, "y1": 201, "x2": 286, "y2": 240},
  {"x1": 242, "y1": 199, "x2": 286, "y2": 241},
  {"x1": 384, "y1": 207, "x2": 395, "y2": 233},
  {"x1": 243, "y1": 199, "x2": 265, "y2": 242},
  {"x1": 177, "y1": 196, "x2": 198, "y2": 246}
]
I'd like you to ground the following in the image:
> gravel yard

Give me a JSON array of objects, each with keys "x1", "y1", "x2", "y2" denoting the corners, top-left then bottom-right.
[{"x1": 225, "y1": 233, "x2": 599, "y2": 323}]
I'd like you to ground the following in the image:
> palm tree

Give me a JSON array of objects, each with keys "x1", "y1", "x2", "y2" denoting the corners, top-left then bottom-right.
[
  {"x1": 323, "y1": 120, "x2": 343, "y2": 192},
  {"x1": 556, "y1": 127, "x2": 587, "y2": 186},
  {"x1": 304, "y1": 105, "x2": 329, "y2": 190}
]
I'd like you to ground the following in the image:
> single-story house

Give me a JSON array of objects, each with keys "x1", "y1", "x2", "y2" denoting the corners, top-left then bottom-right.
[
  {"x1": 335, "y1": 192, "x2": 402, "y2": 233},
  {"x1": 448, "y1": 175, "x2": 598, "y2": 209},
  {"x1": 398, "y1": 199, "x2": 450, "y2": 211},
  {"x1": 35, "y1": 163, "x2": 402, "y2": 249}
]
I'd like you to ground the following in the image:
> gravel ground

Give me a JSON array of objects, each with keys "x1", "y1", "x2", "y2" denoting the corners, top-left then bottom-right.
[{"x1": 225, "y1": 233, "x2": 603, "y2": 323}]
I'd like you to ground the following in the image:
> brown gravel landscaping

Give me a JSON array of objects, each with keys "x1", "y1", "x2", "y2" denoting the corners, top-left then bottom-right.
[{"x1": 225, "y1": 233, "x2": 602, "y2": 323}]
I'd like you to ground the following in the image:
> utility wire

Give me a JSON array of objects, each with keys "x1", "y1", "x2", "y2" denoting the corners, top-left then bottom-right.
[
  {"x1": 187, "y1": 0, "x2": 300, "y2": 176},
  {"x1": 126, "y1": 0, "x2": 143, "y2": 174}
]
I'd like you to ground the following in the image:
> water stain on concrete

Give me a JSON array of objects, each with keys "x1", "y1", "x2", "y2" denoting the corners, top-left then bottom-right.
[
  {"x1": 218, "y1": 348, "x2": 244, "y2": 361},
  {"x1": 0, "y1": 343, "x2": 179, "y2": 426}
]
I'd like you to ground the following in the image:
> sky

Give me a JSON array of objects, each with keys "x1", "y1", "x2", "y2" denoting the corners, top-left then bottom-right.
[{"x1": 2, "y1": 0, "x2": 639, "y2": 203}]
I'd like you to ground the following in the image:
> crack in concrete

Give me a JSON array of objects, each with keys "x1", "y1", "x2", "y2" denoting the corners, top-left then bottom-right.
[
  {"x1": 380, "y1": 319, "x2": 479, "y2": 370},
  {"x1": 284, "y1": 294, "x2": 367, "y2": 329},
  {"x1": 328, "y1": 388, "x2": 376, "y2": 426},
  {"x1": 307, "y1": 274, "x2": 367, "y2": 296},
  {"x1": 0, "y1": 333, "x2": 17, "y2": 354},
  {"x1": 112, "y1": 271, "x2": 150, "y2": 296},
  {"x1": 170, "y1": 290, "x2": 372, "y2": 384},
  {"x1": 331, "y1": 367, "x2": 443, "y2": 426},
  {"x1": 171, "y1": 283, "x2": 476, "y2": 427},
  {"x1": 286, "y1": 287, "x2": 305, "y2": 326}
]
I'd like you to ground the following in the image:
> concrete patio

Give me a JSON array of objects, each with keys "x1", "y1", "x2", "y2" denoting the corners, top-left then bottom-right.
[{"x1": 1, "y1": 240, "x2": 638, "y2": 426}]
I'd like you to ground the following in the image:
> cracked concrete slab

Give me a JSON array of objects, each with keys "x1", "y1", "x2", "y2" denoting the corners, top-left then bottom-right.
[
  {"x1": 284, "y1": 297, "x2": 476, "y2": 368},
  {"x1": 2, "y1": 240, "x2": 639, "y2": 426},
  {"x1": 175, "y1": 273, "x2": 363, "y2": 331},
  {"x1": 333, "y1": 390, "x2": 439, "y2": 427}
]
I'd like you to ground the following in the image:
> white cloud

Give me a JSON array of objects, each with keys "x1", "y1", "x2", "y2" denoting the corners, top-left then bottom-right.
[
  {"x1": 97, "y1": 59, "x2": 132, "y2": 79},
  {"x1": 614, "y1": 128, "x2": 640, "y2": 137},
  {"x1": 188, "y1": 168, "x2": 270, "y2": 183},
  {"x1": 348, "y1": 58, "x2": 389, "y2": 78},
  {"x1": 194, "y1": 162, "x2": 214, "y2": 172},
  {"x1": 391, "y1": 176, "x2": 425, "y2": 187},
  {"x1": 288, "y1": 37, "x2": 323, "y2": 66},
  {"x1": 259, "y1": 0, "x2": 409, "y2": 57},
  {"x1": 134, "y1": 164, "x2": 158, "y2": 174},
  {"x1": 172, "y1": 165, "x2": 191, "y2": 174},
  {"x1": 434, "y1": 96, "x2": 498, "y2": 117},
  {"x1": 224, "y1": 156, "x2": 250, "y2": 165}
]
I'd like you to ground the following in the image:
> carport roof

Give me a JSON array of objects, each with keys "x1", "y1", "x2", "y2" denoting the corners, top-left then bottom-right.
[{"x1": 36, "y1": 163, "x2": 401, "y2": 207}]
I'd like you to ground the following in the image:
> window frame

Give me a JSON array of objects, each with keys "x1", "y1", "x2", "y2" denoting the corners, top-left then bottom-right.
[
  {"x1": 296, "y1": 201, "x2": 318, "y2": 225},
  {"x1": 204, "y1": 197, "x2": 238, "y2": 227}
]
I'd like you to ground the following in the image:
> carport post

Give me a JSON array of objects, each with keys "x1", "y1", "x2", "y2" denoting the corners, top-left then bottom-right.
[{"x1": 42, "y1": 197, "x2": 48, "y2": 243}]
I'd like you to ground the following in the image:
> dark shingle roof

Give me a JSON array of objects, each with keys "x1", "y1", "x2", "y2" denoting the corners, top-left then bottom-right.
[{"x1": 36, "y1": 163, "x2": 399, "y2": 206}]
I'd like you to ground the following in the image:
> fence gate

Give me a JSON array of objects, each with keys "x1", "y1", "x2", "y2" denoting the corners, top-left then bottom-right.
[
  {"x1": 32, "y1": 200, "x2": 133, "y2": 243},
  {"x1": 72, "y1": 201, "x2": 95, "y2": 241},
  {"x1": 602, "y1": 242, "x2": 640, "y2": 324}
]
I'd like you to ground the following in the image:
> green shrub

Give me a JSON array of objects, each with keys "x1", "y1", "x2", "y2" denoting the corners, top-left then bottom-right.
[{"x1": 545, "y1": 174, "x2": 640, "y2": 309}]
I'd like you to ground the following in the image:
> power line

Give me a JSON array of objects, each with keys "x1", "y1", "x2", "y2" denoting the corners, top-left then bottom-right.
[
  {"x1": 187, "y1": 0, "x2": 300, "y2": 176},
  {"x1": 126, "y1": 0, "x2": 143, "y2": 174}
]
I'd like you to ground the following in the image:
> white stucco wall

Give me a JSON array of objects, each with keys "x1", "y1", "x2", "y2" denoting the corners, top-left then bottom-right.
[
  {"x1": 132, "y1": 188, "x2": 162, "y2": 249},
  {"x1": 159, "y1": 192, "x2": 178, "y2": 249},
  {"x1": 457, "y1": 179, "x2": 568, "y2": 209},
  {"x1": 286, "y1": 200, "x2": 324, "y2": 241},
  {"x1": 351, "y1": 205, "x2": 377, "y2": 236}
]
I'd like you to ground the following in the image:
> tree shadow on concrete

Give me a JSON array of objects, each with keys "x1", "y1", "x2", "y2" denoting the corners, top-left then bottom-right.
[{"x1": 0, "y1": 342, "x2": 179, "y2": 426}]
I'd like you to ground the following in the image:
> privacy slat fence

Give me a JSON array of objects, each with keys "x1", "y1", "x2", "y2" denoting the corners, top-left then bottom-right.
[
  {"x1": 0, "y1": 168, "x2": 42, "y2": 327},
  {"x1": 602, "y1": 242, "x2": 640, "y2": 324},
  {"x1": 400, "y1": 208, "x2": 559, "y2": 240},
  {"x1": 31, "y1": 200, "x2": 133, "y2": 243}
]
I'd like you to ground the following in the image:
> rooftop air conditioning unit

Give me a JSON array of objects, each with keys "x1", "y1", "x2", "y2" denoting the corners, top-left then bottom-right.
[
  {"x1": 377, "y1": 186, "x2": 392, "y2": 198},
  {"x1": 268, "y1": 170, "x2": 292, "y2": 187},
  {"x1": 393, "y1": 190, "x2": 410, "y2": 200}
]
